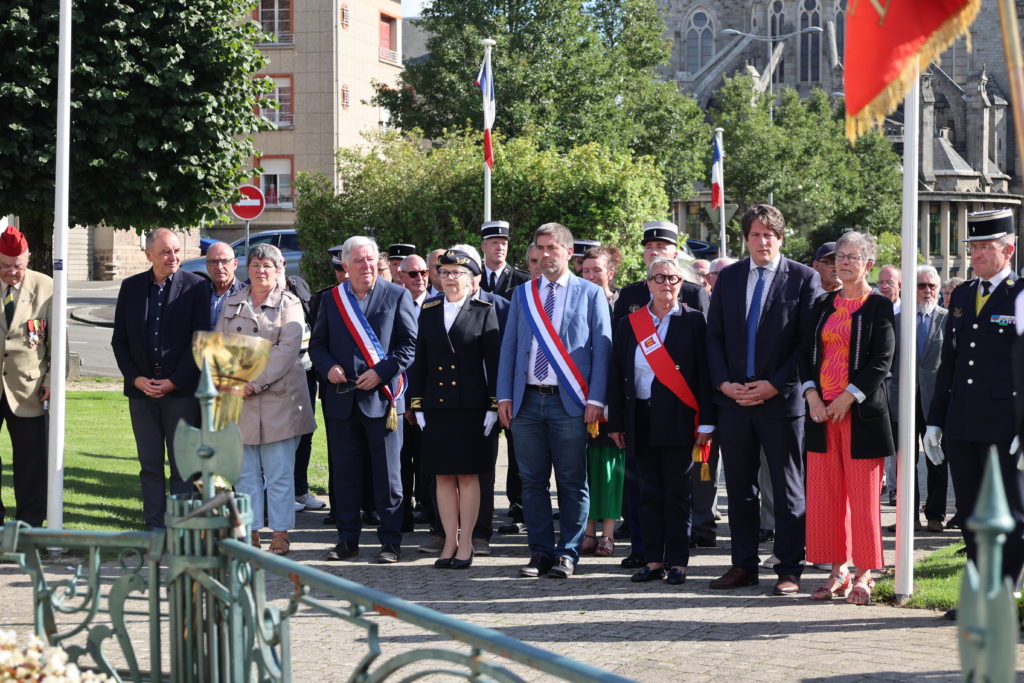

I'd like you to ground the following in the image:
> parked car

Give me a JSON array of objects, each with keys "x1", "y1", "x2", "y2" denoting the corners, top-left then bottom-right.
[
  {"x1": 685, "y1": 239, "x2": 718, "y2": 261},
  {"x1": 180, "y1": 229, "x2": 304, "y2": 281}
]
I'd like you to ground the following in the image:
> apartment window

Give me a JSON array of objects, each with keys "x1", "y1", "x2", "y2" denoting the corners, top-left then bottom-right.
[
  {"x1": 341, "y1": 5, "x2": 350, "y2": 28},
  {"x1": 685, "y1": 11, "x2": 713, "y2": 74},
  {"x1": 258, "y1": 158, "x2": 293, "y2": 208},
  {"x1": 259, "y1": 76, "x2": 294, "y2": 128},
  {"x1": 770, "y1": 1, "x2": 785, "y2": 84},
  {"x1": 341, "y1": 85, "x2": 351, "y2": 109},
  {"x1": 800, "y1": 0, "x2": 821, "y2": 82},
  {"x1": 379, "y1": 14, "x2": 400, "y2": 64},
  {"x1": 260, "y1": 0, "x2": 293, "y2": 45}
]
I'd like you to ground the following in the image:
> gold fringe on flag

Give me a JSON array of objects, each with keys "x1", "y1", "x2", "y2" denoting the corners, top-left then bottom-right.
[{"x1": 846, "y1": 0, "x2": 981, "y2": 142}]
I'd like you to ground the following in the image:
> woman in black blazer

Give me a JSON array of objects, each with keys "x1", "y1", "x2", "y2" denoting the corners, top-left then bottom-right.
[
  {"x1": 799, "y1": 231, "x2": 895, "y2": 605},
  {"x1": 608, "y1": 258, "x2": 716, "y2": 585},
  {"x1": 408, "y1": 250, "x2": 501, "y2": 569}
]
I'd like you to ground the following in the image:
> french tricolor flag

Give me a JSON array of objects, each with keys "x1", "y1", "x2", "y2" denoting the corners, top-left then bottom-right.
[
  {"x1": 711, "y1": 134, "x2": 724, "y2": 209},
  {"x1": 475, "y1": 56, "x2": 495, "y2": 168}
]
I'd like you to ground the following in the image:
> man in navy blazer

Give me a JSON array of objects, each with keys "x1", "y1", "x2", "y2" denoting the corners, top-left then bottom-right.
[
  {"x1": 497, "y1": 223, "x2": 612, "y2": 579},
  {"x1": 706, "y1": 204, "x2": 821, "y2": 595},
  {"x1": 111, "y1": 228, "x2": 210, "y2": 530},
  {"x1": 310, "y1": 236, "x2": 418, "y2": 564}
]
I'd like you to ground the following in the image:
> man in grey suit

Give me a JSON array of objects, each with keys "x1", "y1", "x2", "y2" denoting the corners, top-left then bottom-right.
[
  {"x1": 497, "y1": 223, "x2": 612, "y2": 579},
  {"x1": 889, "y1": 265, "x2": 950, "y2": 532}
]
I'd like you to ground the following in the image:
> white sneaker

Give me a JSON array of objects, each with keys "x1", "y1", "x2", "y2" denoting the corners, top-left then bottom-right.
[
  {"x1": 296, "y1": 493, "x2": 327, "y2": 510},
  {"x1": 294, "y1": 501, "x2": 305, "y2": 512},
  {"x1": 762, "y1": 554, "x2": 781, "y2": 569}
]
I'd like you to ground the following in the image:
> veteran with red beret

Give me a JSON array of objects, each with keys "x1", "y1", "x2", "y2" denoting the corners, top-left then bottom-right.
[{"x1": 0, "y1": 225, "x2": 53, "y2": 529}]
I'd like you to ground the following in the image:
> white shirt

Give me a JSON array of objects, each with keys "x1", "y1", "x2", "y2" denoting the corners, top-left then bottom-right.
[
  {"x1": 745, "y1": 253, "x2": 781, "y2": 318},
  {"x1": 893, "y1": 298, "x2": 901, "y2": 315},
  {"x1": 413, "y1": 291, "x2": 428, "y2": 309},
  {"x1": 484, "y1": 265, "x2": 503, "y2": 287},
  {"x1": 442, "y1": 294, "x2": 467, "y2": 332},
  {"x1": 527, "y1": 272, "x2": 570, "y2": 386},
  {"x1": 979, "y1": 265, "x2": 1011, "y2": 296}
]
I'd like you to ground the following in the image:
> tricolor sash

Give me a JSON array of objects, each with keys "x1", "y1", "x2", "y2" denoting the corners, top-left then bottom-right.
[
  {"x1": 628, "y1": 307, "x2": 712, "y2": 479},
  {"x1": 331, "y1": 283, "x2": 406, "y2": 429},
  {"x1": 519, "y1": 278, "x2": 588, "y2": 410}
]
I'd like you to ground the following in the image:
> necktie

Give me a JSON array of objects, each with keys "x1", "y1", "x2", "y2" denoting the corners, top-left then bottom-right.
[
  {"x1": 917, "y1": 312, "x2": 928, "y2": 359},
  {"x1": 745, "y1": 267, "x2": 765, "y2": 379},
  {"x1": 534, "y1": 281, "x2": 556, "y2": 381},
  {"x1": 489, "y1": 271, "x2": 497, "y2": 291},
  {"x1": 4, "y1": 286, "x2": 14, "y2": 327},
  {"x1": 976, "y1": 280, "x2": 992, "y2": 315}
]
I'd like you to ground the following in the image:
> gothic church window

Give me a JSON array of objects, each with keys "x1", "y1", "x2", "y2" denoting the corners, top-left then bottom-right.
[
  {"x1": 800, "y1": 0, "x2": 822, "y2": 82},
  {"x1": 770, "y1": 1, "x2": 785, "y2": 84},
  {"x1": 835, "y1": 0, "x2": 846, "y2": 66},
  {"x1": 686, "y1": 10, "x2": 714, "y2": 73}
]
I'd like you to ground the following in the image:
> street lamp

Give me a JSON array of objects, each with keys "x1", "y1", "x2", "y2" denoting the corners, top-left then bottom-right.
[{"x1": 721, "y1": 25, "x2": 823, "y2": 205}]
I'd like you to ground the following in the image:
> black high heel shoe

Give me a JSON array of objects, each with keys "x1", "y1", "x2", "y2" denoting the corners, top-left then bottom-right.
[
  {"x1": 434, "y1": 556, "x2": 454, "y2": 569},
  {"x1": 451, "y1": 550, "x2": 474, "y2": 570}
]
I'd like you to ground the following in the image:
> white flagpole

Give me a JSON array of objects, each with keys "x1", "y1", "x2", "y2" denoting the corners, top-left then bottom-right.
[
  {"x1": 47, "y1": 0, "x2": 72, "y2": 535},
  {"x1": 716, "y1": 127, "x2": 727, "y2": 258},
  {"x1": 894, "y1": 65, "x2": 920, "y2": 601},
  {"x1": 481, "y1": 38, "x2": 496, "y2": 223}
]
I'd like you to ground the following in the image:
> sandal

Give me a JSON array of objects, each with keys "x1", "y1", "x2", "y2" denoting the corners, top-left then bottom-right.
[
  {"x1": 810, "y1": 572, "x2": 850, "y2": 601},
  {"x1": 251, "y1": 530, "x2": 261, "y2": 549},
  {"x1": 846, "y1": 576, "x2": 875, "y2": 605},
  {"x1": 268, "y1": 531, "x2": 290, "y2": 556},
  {"x1": 595, "y1": 537, "x2": 615, "y2": 556},
  {"x1": 580, "y1": 534, "x2": 598, "y2": 555}
]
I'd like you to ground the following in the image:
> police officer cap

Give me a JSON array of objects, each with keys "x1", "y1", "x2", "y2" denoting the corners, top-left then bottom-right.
[
  {"x1": 481, "y1": 221, "x2": 510, "y2": 240},
  {"x1": 438, "y1": 249, "x2": 482, "y2": 276},
  {"x1": 573, "y1": 239, "x2": 600, "y2": 258},
  {"x1": 327, "y1": 244, "x2": 344, "y2": 267},
  {"x1": 965, "y1": 208, "x2": 1014, "y2": 242},
  {"x1": 388, "y1": 243, "x2": 416, "y2": 260},
  {"x1": 642, "y1": 220, "x2": 679, "y2": 246},
  {"x1": 814, "y1": 242, "x2": 836, "y2": 261}
]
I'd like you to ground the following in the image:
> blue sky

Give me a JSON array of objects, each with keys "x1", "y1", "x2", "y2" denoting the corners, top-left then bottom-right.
[{"x1": 401, "y1": 0, "x2": 430, "y2": 17}]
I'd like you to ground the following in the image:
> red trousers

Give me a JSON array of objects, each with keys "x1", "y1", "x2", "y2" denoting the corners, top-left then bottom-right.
[{"x1": 806, "y1": 414, "x2": 885, "y2": 570}]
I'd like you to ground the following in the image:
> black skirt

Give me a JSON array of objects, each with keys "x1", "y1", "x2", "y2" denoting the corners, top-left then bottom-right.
[{"x1": 422, "y1": 408, "x2": 490, "y2": 475}]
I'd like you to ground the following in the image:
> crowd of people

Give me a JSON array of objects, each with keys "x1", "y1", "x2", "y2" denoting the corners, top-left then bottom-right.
[{"x1": 5, "y1": 202, "x2": 1020, "y2": 612}]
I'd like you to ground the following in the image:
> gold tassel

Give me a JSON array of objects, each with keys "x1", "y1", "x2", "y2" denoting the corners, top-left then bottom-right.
[
  {"x1": 587, "y1": 421, "x2": 600, "y2": 439},
  {"x1": 386, "y1": 404, "x2": 398, "y2": 431},
  {"x1": 692, "y1": 444, "x2": 703, "y2": 463},
  {"x1": 701, "y1": 462, "x2": 711, "y2": 482}
]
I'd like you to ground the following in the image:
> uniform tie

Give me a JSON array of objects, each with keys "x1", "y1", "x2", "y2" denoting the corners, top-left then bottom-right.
[
  {"x1": 745, "y1": 266, "x2": 765, "y2": 379},
  {"x1": 489, "y1": 271, "x2": 497, "y2": 291},
  {"x1": 533, "y1": 281, "x2": 557, "y2": 380},
  {"x1": 917, "y1": 312, "x2": 928, "y2": 359},
  {"x1": 976, "y1": 280, "x2": 992, "y2": 315},
  {"x1": 4, "y1": 286, "x2": 14, "y2": 327}
]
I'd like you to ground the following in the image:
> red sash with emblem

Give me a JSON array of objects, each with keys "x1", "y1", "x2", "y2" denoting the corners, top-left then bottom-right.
[{"x1": 628, "y1": 308, "x2": 712, "y2": 479}]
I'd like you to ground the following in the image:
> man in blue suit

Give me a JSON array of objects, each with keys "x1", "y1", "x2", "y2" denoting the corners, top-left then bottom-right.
[
  {"x1": 497, "y1": 223, "x2": 612, "y2": 579},
  {"x1": 706, "y1": 204, "x2": 821, "y2": 595},
  {"x1": 310, "y1": 236, "x2": 418, "y2": 564}
]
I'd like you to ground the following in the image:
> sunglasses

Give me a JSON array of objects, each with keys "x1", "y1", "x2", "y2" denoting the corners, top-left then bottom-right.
[
  {"x1": 403, "y1": 270, "x2": 429, "y2": 278},
  {"x1": 917, "y1": 283, "x2": 938, "y2": 290}
]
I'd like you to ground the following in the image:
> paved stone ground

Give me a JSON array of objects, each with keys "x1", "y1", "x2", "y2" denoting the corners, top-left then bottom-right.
[{"x1": 1, "y1": 448, "x2": 1022, "y2": 681}]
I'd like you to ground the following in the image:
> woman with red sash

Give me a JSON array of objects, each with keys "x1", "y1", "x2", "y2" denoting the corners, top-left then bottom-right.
[{"x1": 608, "y1": 258, "x2": 715, "y2": 585}]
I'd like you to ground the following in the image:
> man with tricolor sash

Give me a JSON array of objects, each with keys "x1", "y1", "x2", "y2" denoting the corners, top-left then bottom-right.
[
  {"x1": 310, "y1": 236, "x2": 418, "y2": 564},
  {"x1": 497, "y1": 222, "x2": 612, "y2": 579}
]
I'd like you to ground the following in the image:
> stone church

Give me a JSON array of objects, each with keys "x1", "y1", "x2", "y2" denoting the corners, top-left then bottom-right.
[{"x1": 661, "y1": 0, "x2": 1023, "y2": 278}]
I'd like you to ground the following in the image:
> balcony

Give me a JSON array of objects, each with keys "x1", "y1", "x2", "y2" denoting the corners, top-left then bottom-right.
[{"x1": 379, "y1": 47, "x2": 400, "y2": 65}]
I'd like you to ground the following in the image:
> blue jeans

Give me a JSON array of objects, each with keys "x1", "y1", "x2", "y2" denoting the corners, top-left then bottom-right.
[
  {"x1": 240, "y1": 436, "x2": 300, "y2": 532},
  {"x1": 510, "y1": 390, "x2": 590, "y2": 562}
]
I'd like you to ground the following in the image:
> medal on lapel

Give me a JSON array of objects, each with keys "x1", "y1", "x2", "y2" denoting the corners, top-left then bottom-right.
[{"x1": 27, "y1": 319, "x2": 38, "y2": 348}]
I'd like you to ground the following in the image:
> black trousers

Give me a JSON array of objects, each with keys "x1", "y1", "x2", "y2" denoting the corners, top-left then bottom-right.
[
  {"x1": 128, "y1": 395, "x2": 199, "y2": 530},
  {"x1": 400, "y1": 420, "x2": 423, "y2": 525},
  {"x1": 0, "y1": 394, "x2": 47, "y2": 527},
  {"x1": 634, "y1": 401, "x2": 692, "y2": 568},
  {"x1": 718, "y1": 404, "x2": 806, "y2": 576},
  {"x1": 327, "y1": 411, "x2": 404, "y2": 546},
  {"x1": 690, "y1": 433, "x2": 720, "y2": 541},
  {"x1": 944, "y1": 437, "x2": 1024, "y2": 584},
  {"x1": 293, "y1": 371, "x2": 318, "y2": 496}
]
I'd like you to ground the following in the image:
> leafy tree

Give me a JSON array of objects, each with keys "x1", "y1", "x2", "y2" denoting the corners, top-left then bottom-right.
[
  {"x1": 0, "y1": 0, "x2": 271, "y2": 270},
  {"x1": 373, "y1": 0, "x2": 709, "y2": 199},
  {"x1": 296, "y1": 130, "x2": 669, "y2": 290},
  {"x1": 708, "y1": 74, "x2": 902, "y2": 262}
]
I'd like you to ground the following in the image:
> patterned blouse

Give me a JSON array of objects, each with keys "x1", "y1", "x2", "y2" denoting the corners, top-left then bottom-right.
[{"x1": 818, "y1": 294, "x2": 870, "y2": 402}]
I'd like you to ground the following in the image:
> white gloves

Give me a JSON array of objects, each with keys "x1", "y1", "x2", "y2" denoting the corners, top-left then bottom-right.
[
  {"x1": 923, "y1": 426, "x2": 944, "y2": 466},
  {"x1": 415, "y1": 412, "x2": 426, "y2": 430},
  {"x1": 483, "y1": 411, "x2": 498, "y2": 436},
  {"x1": 1011, "y1": 435, "x2": 1023, "y2": 470}
]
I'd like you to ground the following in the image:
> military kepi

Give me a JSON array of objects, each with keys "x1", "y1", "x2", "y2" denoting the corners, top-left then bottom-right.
[
  {"x1": 642, "y1": 220, "x2": 679, "y2": 246},
  {"x1": 965, "y1": 208, "x2": 1014, "y2": 242},
  {"x1": 327, "y1": 243, "x2": 344, "y2": 268},
  {"x1": 481, "y1": 220, "x2": 510, "y2": 240},
  {"x1": 0, "y1": 226, "x2": 28, "y2": 256},
  {"x1": 572, "y1": 239, "x2": 600, "y2": 258},
  {"x1": 438, "y1": 249, "x2": 481, "y2": 276},
  {"x1": 387, "y1": 243, "x2": 416, "y2": 260}
]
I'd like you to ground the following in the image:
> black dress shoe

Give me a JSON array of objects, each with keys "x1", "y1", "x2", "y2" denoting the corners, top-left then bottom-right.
[
  {"x1": 666, "y1": 568, "x2": 687, "y2": 585},
  {"x1": 631, "y1": 566, "x2": 665, "y2": 582},
  {"x1": 498, "y1": 522, "x2": 527, "y2": 535},
  {"x1": 520, "y1": 554, "x2": 554, "y2": 577},
  {"x1": 434, "y1": 556, "x2": 453, "y2": 569},
  {"x1": 377, "y1": 544, "x2": 400, "y2": 563},
  {"x1": 451, "y1": 551, "x2": 474, "y2": 570},
  {"x1": 323, "y1": 513, "x2": 336, "y2": 525},
  {"x1": 774, "y1": 574, "x2": 801, "y2": 595},
  {"x1": 620, "y1": 552, "x2": 646, "y2": 569},
  {"x1": 757, "y1": 528, "x2": 775, "y2": 543},
  {"x1": 710, "y1": 566, "x2": 759, "y2": 589},
  {"x1": 363, "y1": 510, "x2": 382, "y2": 526},
  {"x1": 326, "y1": 542, "x2": 358, "y2": 561},
  {"x1": 548, "y1": 556, "x2": 575, "y2": 578},
  {"x1": 413, "y1": 510, "x2": 432, "y2": 524},
  {"x1": 507, "y1": 503, "x2": 524, "y2": 523},
  {"x1": 944, "y1": 608, "x2": 957, "y2": 621},
  {"x1": 693, "y1": 536, "x2": 717, "y2": 548},
  {"x1": 401, "y1": 519, "x2": 415, "y2": 533}
]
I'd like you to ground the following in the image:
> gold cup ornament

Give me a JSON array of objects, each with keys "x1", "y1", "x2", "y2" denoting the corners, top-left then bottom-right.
[{"x1": 192, "y1": 331, "x2": 272, "y2": 429}]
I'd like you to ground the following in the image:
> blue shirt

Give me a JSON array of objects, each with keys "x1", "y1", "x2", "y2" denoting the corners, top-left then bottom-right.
[{"x1": 209, "y1": 278, "x2": 246, "y2": 328}]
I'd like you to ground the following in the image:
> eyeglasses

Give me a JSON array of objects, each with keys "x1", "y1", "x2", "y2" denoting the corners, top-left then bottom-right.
[
  {"x1": 835, "y1": 252, "x2": 866, "y2": 263},
  {"x1": 0, "y1": 264, "x2": 27, "y2": 273},
  {"x1": 966, "y1": 243, "x2": 1000, "y2": 255},
  {"x1": 438, "y1": 269, "x2": 467, "y2": 279},
  {"x1": 648, "y1": 273, "x2": 681, "y2": 285},
  {"x1": 917, "y1": 282, "x2": 938, "y2": 290},
  {"x1": 878, "y1": 279, "x2": 899, "y2": 287},
  {"x1": 248, "y1": 262, "x2": 278, "y2": 271},
  {"x1": 403, "y1": 270, "x2": 429, "y2": 278},
  {"x1": 206, "y1": 258, "x2": 235, "y2": 267}
]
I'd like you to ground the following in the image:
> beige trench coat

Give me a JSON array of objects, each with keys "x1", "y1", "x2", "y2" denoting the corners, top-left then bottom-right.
[{"x1": 216, "y1": 286, "x2": 316, "y2": 445}]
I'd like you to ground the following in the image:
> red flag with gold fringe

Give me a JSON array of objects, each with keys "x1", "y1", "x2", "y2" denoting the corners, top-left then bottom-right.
[{"x1": 845, "y1": 0, "x2": 980, "y2": 141}]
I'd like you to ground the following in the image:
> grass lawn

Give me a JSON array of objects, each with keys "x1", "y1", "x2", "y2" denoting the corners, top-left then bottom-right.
[
  {"x1": 874, "y1": 542, "x2": 966, "y2": 610},
  {"x1": 0, "y1": 390, "x2": 329, "y2": 532}
]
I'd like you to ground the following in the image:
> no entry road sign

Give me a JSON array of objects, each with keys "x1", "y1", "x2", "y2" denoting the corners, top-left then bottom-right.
[{"x1": 230, "y1": 185, "x2": 266, "y2": 221}]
